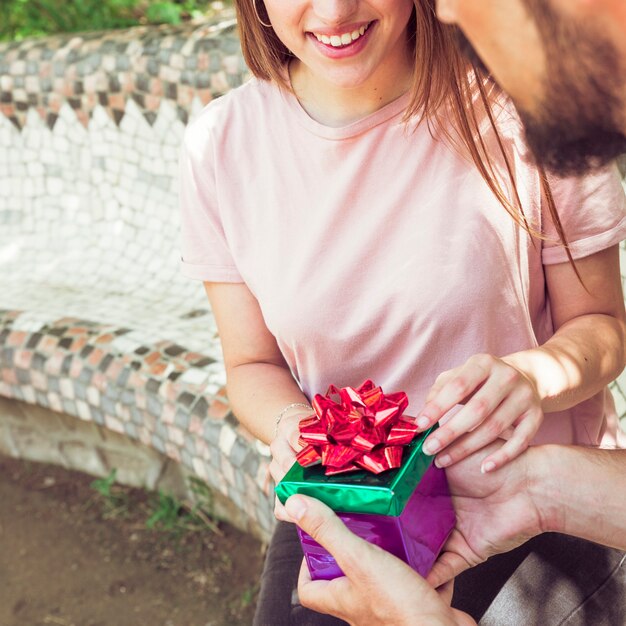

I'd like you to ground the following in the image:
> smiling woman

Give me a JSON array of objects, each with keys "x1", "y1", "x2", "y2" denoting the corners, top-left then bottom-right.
[{"x1": 245, "y1": 0, "x2": 415, "y2": 116}]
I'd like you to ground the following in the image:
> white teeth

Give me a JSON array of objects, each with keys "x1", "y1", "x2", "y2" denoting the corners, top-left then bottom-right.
[{"x1": 313, "y1": 22, "x2": 370, "y2": 47}]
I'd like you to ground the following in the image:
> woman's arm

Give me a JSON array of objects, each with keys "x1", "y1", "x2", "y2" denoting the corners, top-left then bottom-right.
[
  {"x1": 506, "y1": 245, "x2": 626, "y2": 410},
  {"x1": 417, "y1": 245, "x2": 626, "y2": 471},
  {"x1": 205, "y1": 282, "x2": 313, "y2": 521},
  {"x1": 204, "y1": 281, "x2": 308, "y2": 444}
]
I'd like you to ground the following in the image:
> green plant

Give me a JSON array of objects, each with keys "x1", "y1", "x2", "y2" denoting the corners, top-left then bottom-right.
[
  {"x1": 145, "y1": 478, "x2": 221, "y2": 537},
  {"x1": 89, "y1": 468, "x2": 130, "y2": 518},
  {"x1": 239, "y1": 582, "x2": 259, "y2": 608},
  {"x1": 145, "y1": 0, "x2": 222, "y2": 25},
  {"x1": 0, "y1": 0, "x2": 229, "y2": 41},
  {"x1": 188, "y1": 475, "x2": 215, "y2": 515},
  {"x1": 145, "y1": 490, "x2": 184, "y2": 531},
  {"x1": 90, "y1": 468, "x2": 221, "y2": 537}
]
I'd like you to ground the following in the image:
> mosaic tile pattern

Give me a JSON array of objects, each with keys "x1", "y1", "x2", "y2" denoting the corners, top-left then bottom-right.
[
  {"x1": 0, "y1": 10, "x2": 247, "y2": 131},
  {"x1": 0, "y1": 19, "x2": 626, "y2": 542},
  {"x1": 0, "y1": 310, "x2": 274, "y2": 538}
]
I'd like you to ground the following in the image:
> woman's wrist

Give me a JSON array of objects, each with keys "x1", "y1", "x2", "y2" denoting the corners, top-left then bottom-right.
[
  {"x1": 273, "y1": 402, "x2": 313, "y2": 437},
  {"x1": 501, "y1": 347, "x2": 575, "y2": 412}
]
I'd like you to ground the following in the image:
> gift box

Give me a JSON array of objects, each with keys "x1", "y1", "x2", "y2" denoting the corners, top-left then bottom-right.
[{"x1": 275, "y1": 381, "x2": 456, "y2": 581}]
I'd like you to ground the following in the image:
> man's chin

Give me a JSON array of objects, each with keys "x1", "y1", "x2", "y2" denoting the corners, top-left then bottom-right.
[{"x1": 521, "y1": 115, "x2": 626, "y2": 176}]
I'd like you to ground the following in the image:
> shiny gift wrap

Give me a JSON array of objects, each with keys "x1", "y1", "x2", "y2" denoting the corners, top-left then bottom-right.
[
  {"x1": 275, "y1": 382, "x2": 455, "y2": 581},
  {"x1": 295, "y1": 464, "x2": 454, "y2": 580}
]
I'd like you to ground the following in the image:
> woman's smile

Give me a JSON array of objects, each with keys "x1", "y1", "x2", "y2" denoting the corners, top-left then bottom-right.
[
  {"x1": 264, "y1": 0, "x2": 414, "y2": 95},
  {"x1": 306, "y1": 20, "x2": 375, "y2": 59}
]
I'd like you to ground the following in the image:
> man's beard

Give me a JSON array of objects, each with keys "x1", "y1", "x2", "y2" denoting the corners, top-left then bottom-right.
[{"x1": 455, "y1": 19, "x2": 626, "y2": 177}]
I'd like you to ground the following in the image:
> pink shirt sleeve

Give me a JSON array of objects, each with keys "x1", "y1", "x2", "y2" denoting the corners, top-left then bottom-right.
[
  {"x1": 178, "y1": 123, "x2": 243, "y2": 282},
  {"x1": 542, "y1": 163, "x2": 626, "y2": 265}
]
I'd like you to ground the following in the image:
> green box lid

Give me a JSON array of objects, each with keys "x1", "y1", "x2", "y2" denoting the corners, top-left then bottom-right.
[{"x1": 275, "y1": 427, "x2": 435, "y2": 516}]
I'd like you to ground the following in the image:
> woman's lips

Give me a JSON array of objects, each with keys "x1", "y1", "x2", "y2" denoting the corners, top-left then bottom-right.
[{"x1": 307, "y1": 21, "x2": 375, "y2": 59}]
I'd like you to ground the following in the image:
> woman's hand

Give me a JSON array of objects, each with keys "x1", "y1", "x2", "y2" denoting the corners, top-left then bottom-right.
[
  {"x1": 269, "y1": 410, "x2": 312, "y2": 522},
  {"x1": 418, "y1": 353, "x2": 543, "y2": 473}
]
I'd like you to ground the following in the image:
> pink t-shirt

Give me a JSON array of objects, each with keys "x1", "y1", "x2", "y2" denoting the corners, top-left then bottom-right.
[{"x1": 179, "y1": 77, "x2": 626, "y2": 447}]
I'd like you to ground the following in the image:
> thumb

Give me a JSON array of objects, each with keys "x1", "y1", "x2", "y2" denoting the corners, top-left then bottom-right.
[
  {"x1": 427, "y1": 550, "x2": 471, "y2": 588},
  {"x1": 285, "y1": 494, "x2": 369, "y2": 577}
]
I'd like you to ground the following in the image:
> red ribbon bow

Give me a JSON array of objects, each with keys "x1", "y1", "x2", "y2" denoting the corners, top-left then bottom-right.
[{"x1": 295, "y1": 380, "x2": 418, "y2": 475}]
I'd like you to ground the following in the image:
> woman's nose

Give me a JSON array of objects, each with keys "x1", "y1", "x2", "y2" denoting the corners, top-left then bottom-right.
[{"x1": 310, "y1": 0, "x2": 360, "y2": 26}]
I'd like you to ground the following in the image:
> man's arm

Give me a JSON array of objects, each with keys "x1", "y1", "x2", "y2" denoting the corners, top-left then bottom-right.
[
  {"x1": 536, "y1": 445, "x2": 626, "y2": 549},
  {"x1": 428, "y1": 443, "x2": 626, "y2": 587}
]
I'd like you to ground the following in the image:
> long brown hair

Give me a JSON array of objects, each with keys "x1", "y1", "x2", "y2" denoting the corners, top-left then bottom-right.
[{"x1": 234, "y1": 0, "x2": 577, "y2": 272}]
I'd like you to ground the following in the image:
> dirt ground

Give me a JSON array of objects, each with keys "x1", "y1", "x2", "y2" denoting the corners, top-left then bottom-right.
[{"x1": 0, "y1": 454, "x2": 265, "y2": 626}]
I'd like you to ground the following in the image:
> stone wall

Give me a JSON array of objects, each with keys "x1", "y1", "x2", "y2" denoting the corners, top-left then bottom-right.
[{"x1": 0, "y1": 395, "x2": 253, "y2": 530}]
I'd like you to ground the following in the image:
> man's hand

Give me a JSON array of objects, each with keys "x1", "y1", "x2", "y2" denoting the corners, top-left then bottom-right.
[
  {"x1": 427, "y1": 443, "x2": 544, "y2": 588},
  {"x1": 285, "y1": 495, "x2": 475, "y2": 626}
]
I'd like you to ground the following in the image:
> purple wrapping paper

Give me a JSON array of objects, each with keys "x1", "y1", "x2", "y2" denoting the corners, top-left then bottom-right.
[{"x1": 296, "y1": 464, "x2": 455, "y2": 580}]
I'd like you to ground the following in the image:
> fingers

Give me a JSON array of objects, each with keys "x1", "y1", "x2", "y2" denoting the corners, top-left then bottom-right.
[
  {"x1": 262, "y1": 466, "x2": 272, "y2": 496},
  {"x1": 281, "y1": 412, "x2": 308, "y2": 451},
  {"x1": 424, "y1": 368, "x2": 456, "y2": 406},
  {"x1": 436, "y1": 580, "x2": 455, "y2": 606},
  {"x1": 420, "y1": 355, "x2": 542, "y2": 469},
  {"x1": 432, "y1": 393, "x2": 524, "y2": 468},
  {"x1": 426, "y1": 550, "x2": 472, "y2": 589},
  {"x1": 269, "y1": 436, "x2": 297, "y2": 483},
  {"x1": 418, "y1": 354, "x2": 495, "y2": 432},
  {"x1": 297, "y1": 557, "x2": 350, "y2": 617},
  {"x1": 270, "y1": 412, "x2": 309, "y2": 485},
  {"x1": 274, "y1": 495, "x2": 296, "y2": 522},
  {"x1": 453, "y1": 609, "x2": 479, "y2": 626},
  {"x1": 285, "y1": 495, "x2": 370, "y2": 578},
  {"x1": 270, "y1": 414, "x2": 311, "y2": 521},
  {"x1": 426, "y1": 526, "x2": 485, "y2": 589},
  {"x1": 479, "y1": 411, "x2": 538, "y2": 472}
]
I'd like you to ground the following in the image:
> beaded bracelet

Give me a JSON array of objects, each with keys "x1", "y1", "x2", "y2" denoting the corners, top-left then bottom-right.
[{"x1": 274, "y1": 402, "x2": 313, "y2": 437}]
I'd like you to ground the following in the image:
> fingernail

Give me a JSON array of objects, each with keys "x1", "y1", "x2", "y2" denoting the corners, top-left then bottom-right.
[
  {"x1": 481, "y1": 461, "x2": 496, "y2": 474},
  {"x1": 423, "y1": 438, "x2": 441, "y2": 455},
  {"x1": 435, "y1": 454, "x2": 451, "y2": 468},
  {"x1": 285, "y1": 495, "x2": 307, "y2": 521},
  {"x1": 416, "y1": 416, "x2": 430, "y2": 430}
]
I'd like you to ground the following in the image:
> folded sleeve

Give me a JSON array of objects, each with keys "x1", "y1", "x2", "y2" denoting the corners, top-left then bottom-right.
[
  {"x1": 178, "y1": 121, "x2": 243, "y2": 282},
  {"x1": 542, "y1": 163, "x2": 626, "y2": 265}
]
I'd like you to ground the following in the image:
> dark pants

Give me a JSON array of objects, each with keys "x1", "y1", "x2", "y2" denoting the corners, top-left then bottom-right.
[{"x1": 254, "y1": 522, "x2": 626, "y2": 625}]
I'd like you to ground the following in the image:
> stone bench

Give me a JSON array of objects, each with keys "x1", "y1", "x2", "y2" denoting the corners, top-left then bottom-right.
[
  {"x1": 1, "y1": 14, "x2": 625, "y2": 543},
  {"x1": 0, "y1": 13, "x2": 274, "y2": 540}
]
